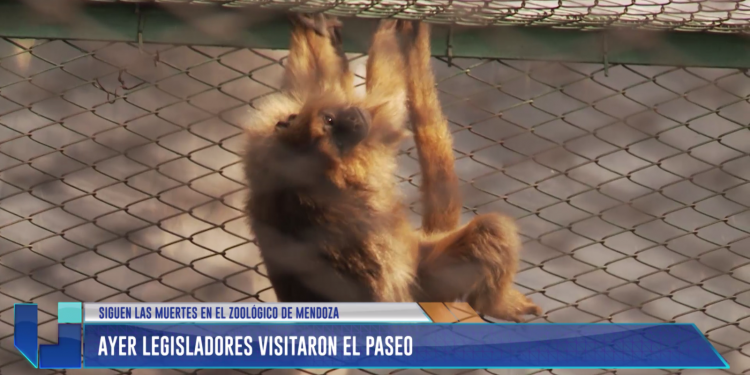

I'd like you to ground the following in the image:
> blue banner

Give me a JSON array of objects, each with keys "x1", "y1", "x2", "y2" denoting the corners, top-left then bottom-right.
[{"x1": 83, "y1": 323, "x2": 727, "y2": 369}]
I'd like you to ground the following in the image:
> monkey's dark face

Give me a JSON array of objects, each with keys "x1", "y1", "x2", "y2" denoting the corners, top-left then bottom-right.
[
  {"x1": 274, "y1": 103, "x2": 373, "y2": 157},
  {"x1": 247, "y1": 91, "x2": 404, "y2": 192}
]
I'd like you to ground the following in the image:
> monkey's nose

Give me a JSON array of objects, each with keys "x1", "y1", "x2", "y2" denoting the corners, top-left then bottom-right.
[
  {"x1": 332, "y1": 107, "x2": 371, "y2": 152},
  {"x1": 340, "y1": 107, "x2": 371, "y2": 133},
  {"x1": 352, "y1": 107, "x2": 372, "y2": 131}
]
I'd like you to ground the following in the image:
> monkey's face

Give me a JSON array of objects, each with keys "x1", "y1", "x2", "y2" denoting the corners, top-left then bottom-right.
[
  {"x1": 275, "y1": 104, "x2": 372, "y2": 156},
  {"x1": 267, "y1": 94, "x2": 402, "y2": 190},
  {"x1": 245, "y1": 91, "x2": 404, "y2": 193}
]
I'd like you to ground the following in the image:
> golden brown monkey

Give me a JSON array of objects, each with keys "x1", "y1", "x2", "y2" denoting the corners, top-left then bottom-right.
[
  {"x1": 244, "y1": 14, "x2": 415, "y2": 303},
  {"x1": 242, "y1": 14, "x2": 541, "y2": 322}
]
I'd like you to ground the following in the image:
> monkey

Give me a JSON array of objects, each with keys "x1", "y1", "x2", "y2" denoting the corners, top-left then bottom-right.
[
  {"x1": 244, "y1": 14, "x2": 415, "y2": 303},
  {"x1": 242, "y1": 14, "x2": 541, "y2": 322}
]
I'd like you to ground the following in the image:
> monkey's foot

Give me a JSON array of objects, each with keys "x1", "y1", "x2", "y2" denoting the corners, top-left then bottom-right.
[{"x1": 481, "y1": 289, "x2": 542, "y2": 323}]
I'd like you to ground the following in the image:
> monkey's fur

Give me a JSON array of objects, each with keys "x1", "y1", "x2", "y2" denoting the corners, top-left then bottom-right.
[{"x1": 243, "y1": 14, "x2": 541, "y2": 322}]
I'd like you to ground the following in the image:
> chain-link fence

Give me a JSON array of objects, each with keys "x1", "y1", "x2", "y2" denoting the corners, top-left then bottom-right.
[
  {"x1": 74, "y1": 0, "x2": 750, "y2": 32},
  {"x1": 0, "y1": 3, "x2": 749, "y2": 375}
]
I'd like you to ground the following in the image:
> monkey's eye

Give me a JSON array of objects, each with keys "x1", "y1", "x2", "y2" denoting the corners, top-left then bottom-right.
[
  {"x1": 324, "y1": 115, "x2": 334, "y2": 125},
  {"x1": 275, "y1": 120, "x2": 290, "y2": 130}
]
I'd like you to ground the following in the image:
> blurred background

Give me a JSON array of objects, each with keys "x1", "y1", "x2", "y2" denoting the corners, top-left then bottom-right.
[{"x1": 0, "y1": 0, "x2": 749, "y2": 374}]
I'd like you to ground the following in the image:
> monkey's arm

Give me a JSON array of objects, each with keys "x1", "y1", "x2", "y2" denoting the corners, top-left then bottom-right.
[
  {"x1": 405, "y1": 22, "x2": 541, "y2": 322},
  {"x1": 282, "y1": 13, "x2": 354, "y2": 99},
  {"x1": 281, "y1": 15, "x2": 316, "y2": 98},
  {"x1": 403, "y1": 22, "x2": 461, "y2": 235},
  {"x1": 363, "y1": 20, "x2": 409, "y2": 145},
  {"x1": 366, "y1": 21, "x2": 405, "y2": 98}
]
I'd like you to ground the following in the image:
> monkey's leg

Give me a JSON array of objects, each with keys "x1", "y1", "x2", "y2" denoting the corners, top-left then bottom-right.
[
  {"x1": 283, "y1": 13, "x2": 353, "y2": 98},
  {"x1": 401, "y1": 21, "x2": 461, "y2": 234},
  {"x1": 417, "y1": 213, "x2": 542, "y2": 322}
]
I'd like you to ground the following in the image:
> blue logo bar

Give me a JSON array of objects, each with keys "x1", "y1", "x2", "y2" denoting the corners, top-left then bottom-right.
[{"x1": 13, "y1": 303, "x2": 83, "y2": 369}]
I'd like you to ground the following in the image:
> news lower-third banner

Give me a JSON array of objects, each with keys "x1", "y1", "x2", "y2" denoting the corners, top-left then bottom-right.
[{"x1": 14, "y1": 302, "x2": 728, "y2": 369}]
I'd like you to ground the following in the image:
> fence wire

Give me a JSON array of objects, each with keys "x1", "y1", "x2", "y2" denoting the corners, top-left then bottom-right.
[
  {"x1": 84, "y1": 0, "x2": 750, "y2": 33},
  {"x1": 0, "y1": 35, "x2": 748, "y2": 375}
]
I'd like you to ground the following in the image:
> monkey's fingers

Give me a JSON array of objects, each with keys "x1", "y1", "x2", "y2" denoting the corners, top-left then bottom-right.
[
  {"x1": 290, "y1": 12, "x2": 330, "y2": 37},
  {"x1": 326, "y1": 16, "x2": 343, "y2": 31},
  {"x1": 396, "y1": 19, "x2": 414, "y2": 33},
  {"x1": 396, "y1": 20, "x2": 419, "y2": 42},
  {"x1": 289, "y1": 13, "x2": 344, "y2": 50},
  {"x1": 326, "y1": 17, "x2": 344, "y2": 47},
  {"x1": 378, "y1": 18, "x2": 399, "y2": 31},
  {"x1": 481, "y1": 289, "x2": 543, "y2": 322},
  {"x1": 522, "y1": 296, "x2": 543, "y2": 316}
]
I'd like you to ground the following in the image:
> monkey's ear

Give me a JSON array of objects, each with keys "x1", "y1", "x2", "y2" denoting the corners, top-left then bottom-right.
[
  {"x1": 275, "y1": 121, "x2": 290, "y2": 131},
  {"x1": 275, "y1": 114, "x2": 297, "y2": 131},
  {"x1": 371, "y1": 122, "x2": 410, "y2": 148},
  {"x1": 367, "y1": 100, "x2": 388, "y2": 115},
  {"x1": 382, "y1": 127, "x2": 411, "y2": 146}
]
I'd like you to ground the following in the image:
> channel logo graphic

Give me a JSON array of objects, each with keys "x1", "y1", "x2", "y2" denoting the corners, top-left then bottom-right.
[{"x1": 14, "y1": 302, "x2": 83, "y2": 369}]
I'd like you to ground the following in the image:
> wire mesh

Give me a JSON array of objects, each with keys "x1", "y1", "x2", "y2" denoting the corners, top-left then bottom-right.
[
  {"x1": 84, "y1": 0, "x2": 750, "y2": 33},
  {"x1": 0, "y1": 35, "x2": 748, "y2": 375}
]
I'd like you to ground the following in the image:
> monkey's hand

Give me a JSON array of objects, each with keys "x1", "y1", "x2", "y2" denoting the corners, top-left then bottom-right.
[{"x1": 290, "y1": 12, "x2": 343, "y2": 38}]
